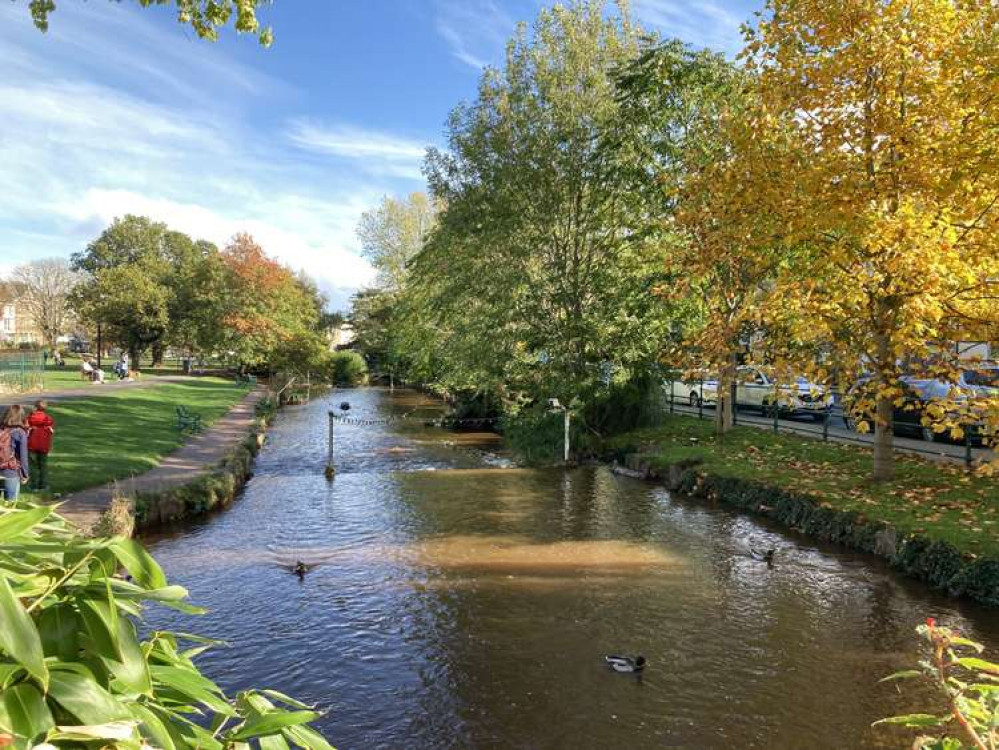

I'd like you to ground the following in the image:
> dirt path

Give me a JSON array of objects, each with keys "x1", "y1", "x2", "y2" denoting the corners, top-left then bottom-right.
[{"x1": 56, "y1": 387, "x2": 268, "y2": 530}]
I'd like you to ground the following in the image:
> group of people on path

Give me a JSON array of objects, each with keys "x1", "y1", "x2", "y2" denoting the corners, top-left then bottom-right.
[
  {"x1": 0, "y1": 401, "x2": 56, "y2": 503},
  {"x1": 81, "y1": 352, "x2": 132, "y2": 384}
]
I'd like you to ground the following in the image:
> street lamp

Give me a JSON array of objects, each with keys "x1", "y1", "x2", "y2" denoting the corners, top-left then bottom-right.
[{"x1": 548, "y1": 398, "x2": 570, "y2": 464}]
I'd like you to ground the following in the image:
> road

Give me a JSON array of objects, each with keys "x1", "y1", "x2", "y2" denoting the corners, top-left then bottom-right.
[{"x1": 663, "y1": 399, "x2": 993, "y2": 467}]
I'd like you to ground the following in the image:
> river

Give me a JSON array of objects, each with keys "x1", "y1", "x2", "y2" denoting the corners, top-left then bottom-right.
[{"x1": 145, "y1": 387, "x2": 999, "y2": 749}]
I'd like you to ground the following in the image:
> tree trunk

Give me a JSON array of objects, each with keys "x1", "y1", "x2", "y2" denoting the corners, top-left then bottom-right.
[
  {"x1": 715, "y1": 354, "x2": 737, "y2": 436},
  {"x1": 151, "y1": 342, "x2": 164, "y2": 368},
  {"x1": 129, "y1": 346, "x2": 141, "y2": 373},
  {"x1": 872, "y1": 392, "x2": 895, "y2": 481}
]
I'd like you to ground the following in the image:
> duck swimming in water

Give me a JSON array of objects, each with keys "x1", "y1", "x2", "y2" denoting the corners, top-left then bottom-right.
[
  {"x1": 604, "y1": 655, "x2": 646, "y2": 673},
  {"x1": 750, "y1": 547, "x2": 776, "y2": 565},
  {"x1": 293, "y1": 561, "x2": 308, "y2": 579},
  {"x1": 339, "y1": 402, "x2": 351, "y2": 411}
]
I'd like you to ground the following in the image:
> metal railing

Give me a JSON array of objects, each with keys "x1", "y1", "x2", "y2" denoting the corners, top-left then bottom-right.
[
  {"x1": 658, "y1": 375, "x2": 989, "y2": 468},
  {"x1": 0, "y1": 351, "x2": 44, "y2": 394}
]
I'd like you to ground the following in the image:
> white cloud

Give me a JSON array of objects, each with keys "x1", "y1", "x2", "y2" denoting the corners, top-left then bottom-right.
[
  {"x1": 632, "y1": 0, "x2": 747, "y2": 54},
  {"x1": 0, "y1": 1, "x2": 432, "y2": 309},
  {"x1": 287, "y1": 121, "x2": 428, "y2": 180},
  {"x1": 434, "y1": 0, "x2": 517, "y2": 70}
]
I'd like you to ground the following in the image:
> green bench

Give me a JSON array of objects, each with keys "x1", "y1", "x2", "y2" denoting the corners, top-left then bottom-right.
[
  {"x1": 237, "y1": 373, "x2": 257, "y2": 386},
  {"x1": 175, "y1": 405, "x2": 203, "y2": 433}
]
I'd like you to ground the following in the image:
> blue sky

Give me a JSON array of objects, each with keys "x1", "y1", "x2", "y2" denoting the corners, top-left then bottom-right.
[{"x1": 0, "y1": 0, "x2": 754, "y2": 309}]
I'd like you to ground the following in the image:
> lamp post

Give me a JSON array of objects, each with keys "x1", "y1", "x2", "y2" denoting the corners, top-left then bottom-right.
[
  {"x1": 96, "y1": 322, "x2": 102, "y2": 371},
  {"x1": 548, "y1": 398, "x2": 570, "y2": 464}
]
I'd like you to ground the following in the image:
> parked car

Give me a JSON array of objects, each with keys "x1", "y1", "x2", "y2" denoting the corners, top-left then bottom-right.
[
  {"x1": 843, "y1": 376, "x2": 988, "y2": 444},
  {"x1": 663, "y1": 371, "x2": 718, "y2": 408},
  {"x1": 734, "y1": 366, "x2": 833, "y2": 420}
]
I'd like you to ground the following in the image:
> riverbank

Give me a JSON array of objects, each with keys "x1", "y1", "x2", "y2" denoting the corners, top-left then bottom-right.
[{"x1": 604, "y1": 415, "x2": 999, "y2": 605}]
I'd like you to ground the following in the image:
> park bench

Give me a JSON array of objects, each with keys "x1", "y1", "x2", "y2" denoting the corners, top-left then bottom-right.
[
  {"x1": 175, "y1": 405, "x2": 203, "y2": 433},
  {"x1": 238, "y1": 373, "x2": 257, "y2": 385}
]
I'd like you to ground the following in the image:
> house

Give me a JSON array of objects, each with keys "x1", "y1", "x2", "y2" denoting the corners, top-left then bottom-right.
[
  {"x1": 328, "y1": 323, "x2": 356, "y2": 351},
  {"x1": 0, "y1": 283, "x2": 43, "y2": 347}
]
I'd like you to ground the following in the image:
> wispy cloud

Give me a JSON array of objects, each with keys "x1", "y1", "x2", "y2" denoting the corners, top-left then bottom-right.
[
  {"x1": 434, "y1": 0, "x2": 517, "y2": 70},
  {"x1": 632, "y1": 0, "x2": 748, "y2": 55},
  {"x1": 286, "y1": 121, "x2": 429, "y2": 180},
  {"x1": 0, "y1": 0, "x2": 429, "y2": 308}
]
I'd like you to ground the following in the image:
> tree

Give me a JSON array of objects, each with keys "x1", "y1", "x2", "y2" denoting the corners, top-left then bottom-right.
[
  {"x1": 11, "y1": 258, "x2": 81, "y2": 349},
  {"x1": 745, "y1": 0, "x2": 999, "y2": 480},
  {"x1": 417, "y1": 1, "x2": 671, "y2": 420},
  {"x1": 613, "y1": 41, "x2": 767, "y2": 435},
  {"x1": 357, "y1": 193, "x2": 438, "y2": 291},
  {"x1": 71, "y1": 216, "x2": 176, "y2": 365},
  {"x1": 218, "y1": 233, "x2": 324, "y2": 370},
  {"x1": 21, "y1": 0, "x2": 273, "y2": 45}
]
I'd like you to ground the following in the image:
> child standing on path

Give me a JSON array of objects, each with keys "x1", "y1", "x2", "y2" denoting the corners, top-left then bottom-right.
[
  {"x1": 0, "y1": 406, "x2": 29, "y2": 504},
  {"x1": 26, "y1": 400, "x2": 55, "y2": 492}
]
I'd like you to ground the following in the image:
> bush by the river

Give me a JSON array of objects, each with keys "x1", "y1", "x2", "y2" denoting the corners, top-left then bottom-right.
[
  {"x1": 0, "y1": 501, "x2": 334, "y2": 749},
  {"x1": 327, "y1": 350, "x2": 368, "y2": 386}
]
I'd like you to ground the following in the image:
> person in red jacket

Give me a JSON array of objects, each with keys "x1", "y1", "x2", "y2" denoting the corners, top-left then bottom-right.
[{"x1": 26, "y1": 400, "x2": 55, "y2": 492}]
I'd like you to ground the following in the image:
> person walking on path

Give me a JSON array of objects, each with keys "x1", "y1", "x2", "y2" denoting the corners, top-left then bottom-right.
[
  {"x1": 0, "y1": 406, "x2": 29, "y2": 504},
  {"x1": 26, "y1": 400, "x2": 55, "y2": 492}
]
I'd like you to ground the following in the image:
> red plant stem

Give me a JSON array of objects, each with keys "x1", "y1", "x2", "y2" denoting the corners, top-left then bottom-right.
[{"x1": 933, "y1": 632, "x2": 990, "y2": 750}]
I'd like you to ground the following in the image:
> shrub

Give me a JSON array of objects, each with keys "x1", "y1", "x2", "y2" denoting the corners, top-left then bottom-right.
[
  {"x1": 0, "y1": 501, "x2": 334, "y2": 749},
  {"x1": 327, "y1": 350, "x2": 368, "y2": 386},
  {"x1": 876, "y1": 619, "x2": 999, "y2": 748}
]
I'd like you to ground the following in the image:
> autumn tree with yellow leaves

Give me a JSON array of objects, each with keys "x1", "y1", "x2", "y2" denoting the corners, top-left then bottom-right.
[{"x1": 745, "y1": 0, "x2": 999, "y2": 480}]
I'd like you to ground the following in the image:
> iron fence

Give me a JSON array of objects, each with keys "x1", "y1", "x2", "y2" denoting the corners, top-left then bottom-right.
[{"x1": 0, "y1": 351, "x2": 45, "y2": 394}]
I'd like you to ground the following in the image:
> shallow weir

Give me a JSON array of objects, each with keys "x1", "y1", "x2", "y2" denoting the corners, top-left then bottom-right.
[{"x1": 144, "y1": 387, "x2": 999, "y2": 749}]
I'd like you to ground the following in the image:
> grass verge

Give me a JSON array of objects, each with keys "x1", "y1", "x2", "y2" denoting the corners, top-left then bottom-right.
[
  {"x1": 606, "y1": 414, "x2": 999, "y2": 559},
  {"x1": 21, "y1": 378, "x2": 250, "y2": 495}
]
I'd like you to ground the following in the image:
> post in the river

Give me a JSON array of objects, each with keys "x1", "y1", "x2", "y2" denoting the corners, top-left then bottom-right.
[{"x1": 325, "y1": 410, "x2": 336, "y2": 479}]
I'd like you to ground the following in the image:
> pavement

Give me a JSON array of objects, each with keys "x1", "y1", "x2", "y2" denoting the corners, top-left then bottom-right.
[{"x1": 54, "y1": 387, "x2": 268, "y2": 531}]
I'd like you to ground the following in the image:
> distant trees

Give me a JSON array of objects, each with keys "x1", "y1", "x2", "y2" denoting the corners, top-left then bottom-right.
[
  {"x1": 11, "y1": 258, "x2": 81, "y2": 349},
  {"x1": 358, "y1": 193, "x2": 438, "y2": 292},
  {"x1": 71, "y1": 216, "x2": 327, "y2": 372}
]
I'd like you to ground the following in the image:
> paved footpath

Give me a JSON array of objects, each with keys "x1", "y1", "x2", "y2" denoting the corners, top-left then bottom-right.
[
  {"x1": 2, "y1": 375, "x2": 211, "y2": 406},
  {"x1": 56, "y1": 387, "x2": 268, "y2": 531}
]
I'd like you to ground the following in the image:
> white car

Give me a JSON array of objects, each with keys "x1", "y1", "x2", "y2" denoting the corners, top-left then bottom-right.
[
  {"x1": 663, "y1": 372, "x2": 718, "y2": 408},
  {"x1": 735, "y1": 366, "x2": 832, "y2": 419}
]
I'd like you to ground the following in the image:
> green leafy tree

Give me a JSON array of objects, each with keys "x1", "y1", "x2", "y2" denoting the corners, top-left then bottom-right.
[
  {"x1": 21, "y1": 0, "x2": 273, "y2": 45},
  {"x1": 416, "y1": 0, "x2": 670, "y2": 423},
  {"x1": 0, "y1": 502, "x2": 333, "y2": 748},
  {"x1": 357, "y1": 193, "x2": 438, "y2": 292}
]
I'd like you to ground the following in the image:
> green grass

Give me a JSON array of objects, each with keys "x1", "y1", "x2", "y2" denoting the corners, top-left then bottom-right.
[
  {"x1": 608, "y1": 415, "x2": 999, "y2": 559},
  {"x1": 22, "y1": 378, "x2": 250, "y2": 496}
]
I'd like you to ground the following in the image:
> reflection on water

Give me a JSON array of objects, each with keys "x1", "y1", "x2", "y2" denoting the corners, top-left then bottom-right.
[{"x1": 145, "y1": 388, "x2": 999, "y2": 749}]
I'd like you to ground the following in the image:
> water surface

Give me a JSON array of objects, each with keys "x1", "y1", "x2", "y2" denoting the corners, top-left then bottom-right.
[{"x1": 145, "y1": 388, "x2": 999, "y2": 749}]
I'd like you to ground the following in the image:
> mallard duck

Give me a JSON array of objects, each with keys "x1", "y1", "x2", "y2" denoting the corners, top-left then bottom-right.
[
  {"x1": 750, "y1": 547, "x2": 775, "y2": 565},
  {"x1": 604, "y1": 655, "x2": 646, "y2": 673},
  {"x1": 339, "y1": 402, "x2": 351, "y2": 411},
  {"x1": 293, "y1": 561, "x2": 309, "y2": 578}
]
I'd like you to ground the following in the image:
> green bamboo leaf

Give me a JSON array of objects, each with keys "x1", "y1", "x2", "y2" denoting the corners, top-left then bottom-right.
[
  {"x1": 3, "y1": 683, "x2": 55, "y2": 744},
  {"x1": 0, "y1": 575, "x2": 48, "y2": 688},
  {"x1": 879, "y1": 669, "x2": 922, "y2": 682},
  {"x1": 260, "y1": 689, "x2": 314, "y2": 711},
  {"x1": 47, "y1": 670, "x2": 130, "y2": 725},
  {"x1": 37, "y1": 605, "x2": 81, "y2": 661},
  {"x1": 49, "y1": 720, "x2": 139, "y2": 741},
  {"x1": 149, "y1": 665, "x2": 233, "y2": 716},
  {"x1": 128, "y1": 704, "x2": 177, "y2": 750},
  {"x1": 0, "y1": 663, "x2": 23, "y2": 689},
  {"x1": 0, "y1": 506, "x2": 52, "y2": 541},
  {"x1": 283, "y1": 723, "x2": 337, "y2": 750},
  {"x1": 229, "y1": 710, "x2": 320, "y2": 741},
  {"x1": 110, "y1": 538, "x2": 167, "y2": 590},
  {"x1": 955, "y1": 658, "x2": 999, "y2": 674},
  {"x1": 76, "y1": 596, "x2": 118, "y2": 660},
  {"x1": 872, "y1": 713, "x2": 947, "y2": 728},
  {"x1": 259, "y1": 733, "x2": 291, "y2": 750}
]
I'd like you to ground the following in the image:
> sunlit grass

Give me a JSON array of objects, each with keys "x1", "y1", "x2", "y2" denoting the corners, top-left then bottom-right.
[
  {"x1": 609, "y1": 416, "x2": 999, "y2": 558},
  {"x1": 21, "y1": 378, "x2": 249, "y2": 495}
]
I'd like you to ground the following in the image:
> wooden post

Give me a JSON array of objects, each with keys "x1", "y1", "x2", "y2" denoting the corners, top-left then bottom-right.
[{"x1": 324, "y1": 411, "x2": 336, "y2": 479}]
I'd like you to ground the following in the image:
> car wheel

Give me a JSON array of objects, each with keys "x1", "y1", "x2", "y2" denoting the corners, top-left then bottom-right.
[
  {"x1": 921, "y1": 426, "x2": 938, "y2": 443},
  {"x1": 689, "y1": 392, "x2": 701, "y2": 408}
]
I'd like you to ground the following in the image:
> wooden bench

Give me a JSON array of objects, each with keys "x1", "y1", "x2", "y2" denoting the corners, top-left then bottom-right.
[{"x1": 175, "y1": 405, "x2": 203, "y2": 433}]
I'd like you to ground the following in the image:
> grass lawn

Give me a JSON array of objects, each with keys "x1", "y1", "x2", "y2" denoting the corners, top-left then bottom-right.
[
  {"x1": 607, "y1": 415, "x2": 999, "y2": 559},
  {"x1": 21, "y1": 378, "x2": 250, "y2": 496}
]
